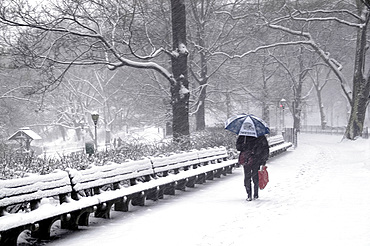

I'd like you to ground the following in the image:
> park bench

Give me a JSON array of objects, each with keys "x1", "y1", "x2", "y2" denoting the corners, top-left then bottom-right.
[
  {"x1": 0, "y1": 159, "x2": 156, "y2": 246},
  {"x1": 64, "y1": 146, "x2": 236, "y2": 220},
  {"x1": 268, "y1": 135, "x2": 293, "y2": 157},
  {"x1": 65, "y1": 158, "x2": 155, "y2": 221},
  {"x1": 0, "y1": 137, "x2": 292, "y2": 245},
  {"x1": 0, "y1": 170, "x2": 99, "y2": 245},
  {"x1": 148, "y1": 146, "x2": 235, "y2": 197},
  {"x1": 0, "y1": 146, "x2": 236, "y2": 245}
]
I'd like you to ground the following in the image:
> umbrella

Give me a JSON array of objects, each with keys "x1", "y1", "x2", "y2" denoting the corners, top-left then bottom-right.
[{"x1": 225, "y1": 114, "x2": 270, "y2": 137}]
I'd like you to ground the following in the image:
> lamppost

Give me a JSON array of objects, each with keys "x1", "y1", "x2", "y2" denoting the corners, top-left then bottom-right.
[
  {"x1": 279, "y1": 98, "x2": 286, "y2": 133},
  {"x1": 91, "y1": 113, "x2": 99, "y2": 152}
]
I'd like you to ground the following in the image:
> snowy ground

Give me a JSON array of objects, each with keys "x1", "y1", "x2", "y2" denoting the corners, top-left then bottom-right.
[{"x1": 25, "y1": 133, "x2": 370, "y2": 246}]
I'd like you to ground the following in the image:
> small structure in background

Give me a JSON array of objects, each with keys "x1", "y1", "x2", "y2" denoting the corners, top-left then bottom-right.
[{"x1": 8, "y1": 127, "x2": 42, "y2": 155}]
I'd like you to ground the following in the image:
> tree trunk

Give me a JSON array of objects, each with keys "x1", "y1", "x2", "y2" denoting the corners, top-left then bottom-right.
[
  {"x1": 317, "y1": 90, "x2": 326, "y2": 130},
  {"x1": 312, "y1": 71, "x2": 327, "y2": 130},
  {"x1": 171, "y1": 0, "x2": 190, "y2": 142},
  {"x1": 314, "y1": 69, "x2": 329, "y2": 130},
  {"x1": 195, "y1": 85, "x2": 206, "y2": 131},
  {"x1": 226, "y1": 90, "x2": 232, "y2": 119},
  {"x1": 345, "y1": 6, "x2": 370, "y2": 139},
  {"x1": 191, "y1": 1, "x2": 208, "y2": 132},
  {"x1": 261, "y1": 63, "x2": 270, "y2": 125},
  {"x1": 195, "y1": 49, "x2": 207, "y2": 131},
  {"x1": 262, "y1": 101, "x2": 270, "y2": 126},
  {"x1": 292, "y1": 47, "x2": 305, "y2": 133},
  {"x1": 59, "y1": 125, "x2": 66, "y2": 141}
]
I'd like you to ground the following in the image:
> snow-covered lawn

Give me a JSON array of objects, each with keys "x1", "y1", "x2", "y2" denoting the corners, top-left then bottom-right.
[{"x1": 24, "y1": 133, "x2": 370, "y2": 246}]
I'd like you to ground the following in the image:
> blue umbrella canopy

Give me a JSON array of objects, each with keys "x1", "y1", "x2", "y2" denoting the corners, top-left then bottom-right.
[{"x1": 225, "y1": 114, "x2": 270, "y2": 137}]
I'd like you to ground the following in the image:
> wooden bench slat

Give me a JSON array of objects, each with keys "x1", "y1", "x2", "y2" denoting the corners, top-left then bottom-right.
[
  {"x1": 153, "y1": 160, "x2": 200, "y2": 173},
  {"x1": 67, "y1": 159, "x2": 154, "y2": 192},
  {"x1": 0, "y1": 186, "x2": 72, "y2": 208},
  {"x1": 151, "y1": 152, "x2": 199, "y2": 167},
  {"x1": 0, "y1": 172, "x2": 72, "y2": 207},
  {"x1": 95, "y1": 158, "x2": 238, "y2": 204},
  {"x1": 0, "y1": 196, "x2": 99, "y2": 232},
  {"x1": 270, "y1": 142, "x2": 293, "y2": 153},
  {"x1": 268, "y1": 135, "x2": 285, "y2": 146}
]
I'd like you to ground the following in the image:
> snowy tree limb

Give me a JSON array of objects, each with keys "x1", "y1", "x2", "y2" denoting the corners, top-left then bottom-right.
[
  {"x1": 210, "y1": 41, "x2": 312, "y2": 58},
  {"x1": 0, "y1": 2, "x2": 176, "y2": 87},
  {"x1": 215, "y1": 8, "x2": 353, "y2": 104}
]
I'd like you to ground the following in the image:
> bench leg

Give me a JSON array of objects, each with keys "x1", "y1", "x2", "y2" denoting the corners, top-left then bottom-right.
[
  {"x1": 196, "y1": 173, "x2": 206, "y2": 184},
  {"x1": 186, "y1": 176, "x2": 196, "y2": 188},
  {"x1": 31, "y1": 217, "x2": 58, "y2": 239},
  {"x1": 131, "y1": 191, "x2": 146, "y2": 206},
  {"x1": 163, "y1": 182, "x2": 176, "y2": 195},
  {"x1": 214, "y1": 168, "x2": 222, "y2": 178},
  {"x1": 146, "y1": 187, "x2": 160, "y2": 201},
  {"x1": 114, "y1": 196, "x2": 130, "y2": 212},
  {"x1": 206, "y1": 171, "x2": 214, "y2": 180},
  {"x1": 158, "y1": 188, "x2": 164, "y2": 199},
  {"x1": 61, "y1": 207, "x2": 94, "y2": 230},
  {"x1": 95, "y1": 201, "x2": 114, "y2": 219},
  {"x1": 0, "y1": 227, "x2": 24, "y2": 246},
  {"x1": 175, "y1": 179, "x2": 187, "y2": 191},
  {"x1": 225, "y1": 165, "x2": 234, "y2": 174},
  {"x1": 79, "y1": 213, "x2": 89, "y2": 226},
  {"x1": 221, "y1": 167, "x2": 228, "y2": 176},
  {"x1": 61, "y1": 212, "x2": 79, "y2": 230}
]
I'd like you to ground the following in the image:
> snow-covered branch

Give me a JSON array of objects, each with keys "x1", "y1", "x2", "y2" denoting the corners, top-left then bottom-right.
[
  {"x1": 214, "y1": 10, "x2": 256, "y2": 20},
  {"x1": 293, "y1": 9, "x2": 363, "y2": 22},
  {"x1": 0, "y1": 2, "x2": 176, "y2": 87},
  {"x1": 0, "y1": 86, "x2": 32, "y2": 98},
  {"x1": 215, "y1": 8, "x2": 354, "y2": 104},
  {"x1": 290, "y1": 10, "x2": 364, "y2": 28},
  {"x1": 210, "y1": 41, "x2": 312, "y2": 59}
]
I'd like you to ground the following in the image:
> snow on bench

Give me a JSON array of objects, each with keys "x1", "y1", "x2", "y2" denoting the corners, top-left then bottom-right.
[
  {"x1": 268, "y1": 135, "x2": 293, "y2": 157},
  {"x1": 0, "y1": 140, "x2": 291, "y2": 245},
  {"x1": 0, "y1": 170, "x2": 86, "y2": 245},
  {"x1": 65, "y1": 158, "x2": 155, "y2": 220},
  {"x1": 64, "y1": 147, "x2": 236, "y2": 219},
  {"x1": 149, "y1": 146, "x2": 235, "y2": 196}
]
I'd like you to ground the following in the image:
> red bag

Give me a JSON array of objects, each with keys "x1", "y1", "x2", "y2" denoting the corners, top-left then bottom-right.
[
  {"x1": 238, "y1": 150, "x2": 253, "y2": 166},
  {"x1": 258, "y1": 166, "x2": 269, "y2": 190}
]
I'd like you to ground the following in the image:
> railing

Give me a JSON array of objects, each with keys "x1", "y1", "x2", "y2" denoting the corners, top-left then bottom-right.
[{"x1": 300, "y1": 126, "x2": 369, "y2": 139}]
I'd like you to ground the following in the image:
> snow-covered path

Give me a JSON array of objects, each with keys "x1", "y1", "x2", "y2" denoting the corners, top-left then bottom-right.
[{"x1": 33, "y1": 134, "x2": 370, "y2": 246}]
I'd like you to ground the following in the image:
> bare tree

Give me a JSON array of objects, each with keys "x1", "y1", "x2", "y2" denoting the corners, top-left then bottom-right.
[
  {"x1": 188, "y1": 0, "x2": 234, "y2": 131},
  {"x1": 262, "y1": 1, "x2": 369, "y2": 139},
  {"x1": 214, "y1": 0, "x2": 369, "y2": 140},
  {"x1": 308, "y1": 65, "x2": 332, "y2": 129},
  {"x1": 0, "y1": 0, "x2": 190, "y2": 142},
  {"x1": 170, "y1": 0, "x2": 189, "y2": 141},
  {"x1": 188, "y1": 0, "x2": 276, "y2": 129}
]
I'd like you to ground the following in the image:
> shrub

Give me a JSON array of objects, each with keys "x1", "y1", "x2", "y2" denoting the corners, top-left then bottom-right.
[{"x1": 0, "y1": 127, "x2": 238, "y2": 179}]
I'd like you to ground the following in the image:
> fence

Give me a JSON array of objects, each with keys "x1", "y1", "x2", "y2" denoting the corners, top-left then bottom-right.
[{"x1": 300, "y1": 126, "x2": 369, "y2": 139}]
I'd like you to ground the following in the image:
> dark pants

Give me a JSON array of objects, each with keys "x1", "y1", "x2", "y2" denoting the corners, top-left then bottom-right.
[{"x1": 243, "y1": 164, "x2": 260, "y2": 198}]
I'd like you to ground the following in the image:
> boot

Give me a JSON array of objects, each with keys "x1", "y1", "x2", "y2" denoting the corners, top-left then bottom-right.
[
  {"x1": 254, "y1": 185, "x2": 259, "y2": 200},
  {"x1": 246, "y1": 187, "x2": 252, "y2": 201}
]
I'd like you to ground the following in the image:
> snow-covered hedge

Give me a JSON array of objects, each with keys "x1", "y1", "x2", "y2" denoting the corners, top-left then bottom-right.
[{"x1": 0, "y1": 128, "x2": 236, "y2": 180}]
